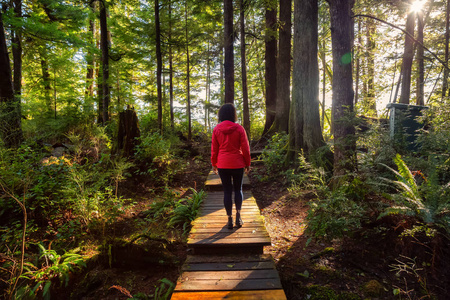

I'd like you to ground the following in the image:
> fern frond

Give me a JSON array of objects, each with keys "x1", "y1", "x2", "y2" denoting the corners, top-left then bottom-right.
[
  {"x1": 378, "y1": 206, "x2": 415, "y2": 219},
  {"x1": 393, "y1": 154, "x2": 418, "y2": 195}
]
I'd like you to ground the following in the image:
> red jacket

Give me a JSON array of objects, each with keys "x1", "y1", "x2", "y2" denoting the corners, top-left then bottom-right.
[{"x1": 211, "y1": 120, "x2": 251, "y2": 169}]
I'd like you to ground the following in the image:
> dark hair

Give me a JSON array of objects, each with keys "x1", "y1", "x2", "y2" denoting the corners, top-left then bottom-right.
[{"x1": 218, "y1": 103, "x2": 237, "y2": 122}]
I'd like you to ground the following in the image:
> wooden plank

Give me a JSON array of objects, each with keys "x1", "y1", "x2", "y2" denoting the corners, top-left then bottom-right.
[
  {"x1": 179, "y1": 269, "x2": 279, "y2": 281},
  {"x1": 189, "y1": 232, "x2": 270, "y2": 240},
  {"x1": 175, "y1": 278, "x2": 282, "y2": 291},
  {"x1": 185, "y1": 254, "x2": 272, "y2": 264},
  {"x1": 171, "y1": 289, "x2": 287, "y2": 300},
  {"x1": 190, "y1": 227, "x2": 266, "y2": 234},
  {"x1": 188, "y1": 238, "x2": 271, "y2": 246},
  {"x1": 183, "y1": 261, "x2": 275, "y2": 271}
]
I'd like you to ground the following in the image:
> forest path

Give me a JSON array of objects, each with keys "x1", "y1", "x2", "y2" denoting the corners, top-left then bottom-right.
[{"x1": 170, "y1": 171, "x2": 286, "y2": 299}]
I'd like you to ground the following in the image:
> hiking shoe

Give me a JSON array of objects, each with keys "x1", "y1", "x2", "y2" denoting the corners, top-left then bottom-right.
[
  {"x1": 235, "y1": 213, "x2": 243, "y2": 228},
  {"x1": 227, "y1": 216, "x2": 233, "y2": 229}
]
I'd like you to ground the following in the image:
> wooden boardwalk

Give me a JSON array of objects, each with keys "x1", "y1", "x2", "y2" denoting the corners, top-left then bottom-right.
[{"x1": 171, "y1": 171, "x2": 286, "y2": 299}]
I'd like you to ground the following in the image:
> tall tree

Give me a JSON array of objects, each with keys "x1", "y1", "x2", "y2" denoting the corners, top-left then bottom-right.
[
  {"x1": 263, "y1": 0, "x2": 277, "y2": 135},
  {"x1": 0, "y1": 11, "x2": 22, "y2": 147},
  {"x1": 185, "y1": 0, "x2": 192, "y2": 141},
  {"x1": 224, "y1": 0, "x2": 234, "y2": 104},
  {"x1": 85, "y1": 1, "x2": 96, "y2": 106},
  {"x1": 289, "y1": 0, "x2": 325, "y2": 156},
  {"x1": 443, "y1": 0, "x2": 450, "y2": 100},
  {"x1": 169, "y1": 1, "x2": 174, "y2": 128},
  {"x1": 240, "y1": 0, "x2": 250, "y2": 138},
  {"x1": 100, "y1": 0, "x2": 110, "y2": 124},
  {"x1": 12, "y1": 0, "x2": 22, "y2": 100},
  {"x1": 365, "y1": 17, "x2": 376, "y2": 114},
  {"x1": 416, "y1": 8, "x2": 424, "y2": 105},
  {"x1": 329, "y1": 0, "x2": 356, "y2": 177},
  {"x1": 155, "y1": 0, "x2": 163, "y2": 132},
  {"x1": 270, "y1": 0, "x2": 291, "y2": 134},
  {"x1": 39, "y1": 45, "x2": 52, "y2": 115},
  {"x1": 399, "y1": 9, "x2": 415, "y2": 104}
]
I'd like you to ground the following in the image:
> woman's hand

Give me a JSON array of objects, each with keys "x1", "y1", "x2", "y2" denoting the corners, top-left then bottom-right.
[
  {"x1": 245, "y1": 166, "x2": 250, "y2": 174},
  {"x1": 213, "y1": 166, "x2": 218, "y2": 175}
]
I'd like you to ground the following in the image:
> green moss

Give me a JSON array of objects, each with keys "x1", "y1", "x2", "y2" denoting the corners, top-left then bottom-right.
[
  {"x1": 362, "y1": 279, "x2": 385, "y2": 297},
  {"x1": 302, "y1": 285, "x2": 361, "y2": 300}
]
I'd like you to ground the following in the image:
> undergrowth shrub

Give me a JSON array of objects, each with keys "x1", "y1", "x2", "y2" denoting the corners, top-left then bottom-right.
[
  {"x1": 135, "y1": 132, "x2": 182, "y2": 186},
  {"x1": 306, "y1": 181, "x2": 367, "y2": 240},
  {"x1": 10, "y1": 243, "x2": 86, "y2": 300},
  {"x1": 379, "y1": 154, "x2": 450, "y2": 233},
  {"x1": 260, "y1": 132, "x2": 289, "y2": 175}
]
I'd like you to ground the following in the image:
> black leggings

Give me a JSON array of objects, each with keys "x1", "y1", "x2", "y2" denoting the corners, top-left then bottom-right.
[{"x1": 218, "y1": 168, "x2": 244, "y2": 216}]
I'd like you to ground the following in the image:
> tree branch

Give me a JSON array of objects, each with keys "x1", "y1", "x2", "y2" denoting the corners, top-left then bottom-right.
[{"x1": 353, "y1": 14, "x2": 449, "y2": 71}]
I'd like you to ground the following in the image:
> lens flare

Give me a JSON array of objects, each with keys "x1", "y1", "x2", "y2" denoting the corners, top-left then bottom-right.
[{"x1": 410, "y1": 0, "x2": 426, "y2": 13}]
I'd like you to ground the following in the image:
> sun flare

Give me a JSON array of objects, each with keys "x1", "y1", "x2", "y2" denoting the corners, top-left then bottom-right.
[{"x1": 410, "y1": 0, "x2": 426, "y2": 13}]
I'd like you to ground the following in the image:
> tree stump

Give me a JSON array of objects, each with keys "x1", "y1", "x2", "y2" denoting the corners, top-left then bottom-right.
[{"x1": 118, "y1": 107, "x2": 140, "y2": 157}]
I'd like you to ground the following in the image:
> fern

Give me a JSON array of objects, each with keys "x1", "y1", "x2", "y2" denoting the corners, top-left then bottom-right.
[{"x1": 379, "y1": 154, "x2": 450, "y2": 230}]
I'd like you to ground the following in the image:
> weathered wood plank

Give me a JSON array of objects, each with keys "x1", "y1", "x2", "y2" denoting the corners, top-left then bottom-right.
[
  {"x1": 189, "y1": 232, "x2": 270, "y2": 240},
  {"x1": 190, "y1": 227, "x2": 266, "y2": 234},
  {"x1": 179, "y1": 269, "x2": 279, "y2": 281},
  {"x1": 171, "y1": 289, "x2": 287, "y2": 300},
  {"x1": 185, "y1": 254, "x2": 272, "y2": 264},
  {"x1": 182, "y1": 261, "x2": 275, "y2": 271},
  {"x1": 188, "y1": 238, "x2": 271, "y2": 246},
  {"x1": 175, "y1": 278, "x2": 282, "y2": 291}
]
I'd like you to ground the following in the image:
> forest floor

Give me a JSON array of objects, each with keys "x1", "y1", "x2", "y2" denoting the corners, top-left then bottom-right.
[{"x1": 59, "y1": 147, "x2": 449, "y2": 300}]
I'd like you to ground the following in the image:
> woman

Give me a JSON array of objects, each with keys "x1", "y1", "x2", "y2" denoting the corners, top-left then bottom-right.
[{"x1": 211, "y1": 103, "x2": 251, "y2": 229}]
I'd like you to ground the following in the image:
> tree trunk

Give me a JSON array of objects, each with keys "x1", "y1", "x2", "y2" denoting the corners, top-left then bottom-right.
[
  {"x1": 290, "y1": 0, "x2": 325, "y2": 156},
  {"x1": 399, "y1": 11, "x2": 415, "y2": 105},
  {"x1": 355, "y1": 17, "x2": 361, "y2": 106},
  {"x1": 329, "y1": 0, "x2": 356, "y2": 178},
  {"x1": 39, "y1": 46, "x2": 52, "y2": 115},
  {"x1": 0, "y1": 11, "x2": 22, "y2": 147},
  {"x1": 155, "y1": 0, "x2": 163, "y2": 132},
  {"x1": 365, "y1": 17, "x2": 376, "y2": 114},
  {"x1": 240, "y1": 0, "x2": 251, "y2": 139},
  {"x1": 263, "y1": 2, "x2": 277, "y2": 135},
  {"x1": 224, "y1": 0, "x2": 234, "y2": 104},
  {"x1": 443, "y1": 0, "x2": 450, "y2": 100},
  {"x1": 169, "y1": 1, "x2": 174, "y2": 129},
  {"x1": 100, "y1": 0, "x2": 110, "y2": 124},
  {"x1": 13, "y1": 0, "x2": 22, "y2": 100},
  {"x1": 185, "y1": 0, "x2": 192, "y2": 141},
  {"x1": 416, "y1": 10, "x2": 424, "y2": 106},
  {"x1": 271, "y1": 0, "x2": 291, "y2": 134},
  {"x1": 85, "y1": 1, "x2": 95, "y2": 104},
  {"x1": 118, "y1": 107, "x2": 141, "y2": 157}
]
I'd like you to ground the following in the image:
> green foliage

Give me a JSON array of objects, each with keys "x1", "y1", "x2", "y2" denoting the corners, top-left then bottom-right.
[
  {"x1": 299, "y1": 285, "x2": 361, "y2": 300},
  {"x1": 379, "y1": 154, "x2": 450, "y2": 231},
  {"x1": 260, "y1": 133, "x2": 289, "y2": 175},
  {"x1": 168, "y1": 189, "x2": 205, "y2": 235},
  {"x1": 306, "y1": 185, "x2": 366, "y2": 240},
  {"x1": 286, "y1": 152, "x2": 328, "y2": 197},
  {"x1": 135, "y1": 132, "x2": 182, "y2": 186},
  {"x1": 11, "y1": 244, "x2": 86, "y2": 300},
  {"x1": 132, "y1": 278, "x2": 174, "y2": 300}
]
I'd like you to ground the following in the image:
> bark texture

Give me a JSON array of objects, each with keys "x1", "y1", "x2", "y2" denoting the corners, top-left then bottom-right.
[
  {"x1": 290, "y1": 0, "x2": 325, "y2": 156},
  {"x1": 100, "y1": 0, "x2": 110, "y2": 124},
  {"x1": 330, "y1": 0, "x2": 356, "y2": 177},
  {"x1": 240, "y1": 0, "x2": 251, "y2": 139},
  {"x1": 224, "y1": 0, "x2": 234, "y2": 104},
  {"x1": 271, "y1": 0, "x2": 291, "y2": 134},
  {"x1": 263, "y1": 3, "x2": 277, "y2": 134},
  {"x1": 0, "y1": 11, "x2": 23, "y2": 147},
  {"x1": 399, "y1": 11, "x2": 415, "y2": 104}
]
